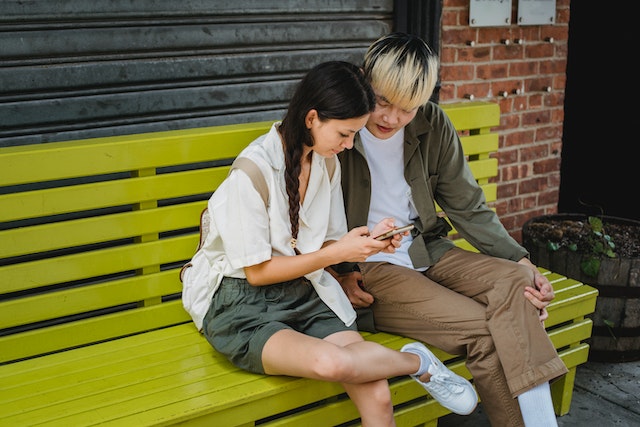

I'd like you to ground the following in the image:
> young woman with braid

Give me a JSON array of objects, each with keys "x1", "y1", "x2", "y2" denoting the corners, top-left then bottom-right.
[{"x1": 181, "y1": 61, "x2": 477, "y2": 426}]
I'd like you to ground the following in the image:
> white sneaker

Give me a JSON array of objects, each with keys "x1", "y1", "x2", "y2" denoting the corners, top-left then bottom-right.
[{"x1": 401, "y1": 342, "x2": 478, "y2": 415}]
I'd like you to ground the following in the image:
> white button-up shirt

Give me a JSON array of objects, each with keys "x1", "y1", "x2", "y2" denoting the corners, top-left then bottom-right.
[{"x1": 182, "y1": 123, "x2": 356, "y2": 331}]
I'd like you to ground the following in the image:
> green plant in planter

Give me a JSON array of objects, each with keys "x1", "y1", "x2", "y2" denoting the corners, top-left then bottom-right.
[{"x1": 545, "y1": 216, "x2": 616, "y2": 277}]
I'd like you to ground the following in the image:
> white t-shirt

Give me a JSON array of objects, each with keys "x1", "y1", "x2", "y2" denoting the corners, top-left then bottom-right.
[
  {"x1": 360, "y1": 126, "x2": 420, "y2": 269},
  {"x1": 181, "y1": 123, "x2": 357, "y2": 330}
]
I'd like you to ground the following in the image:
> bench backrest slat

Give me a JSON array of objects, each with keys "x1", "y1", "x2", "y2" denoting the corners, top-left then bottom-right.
[
  {"x1": 0, "y1": 102, "x2": 500, "y2": 365},
  {"x1": 1, "y1": 271, "x2": 181, "y2": 329},
  {"x1": 1, "y1": 202, "x2": 205, "y2": 259},
  {"x1": 0, "y1": 301, "x2": 189, "y2": 364},
  {"x1": 1, "y1": 122, "x2": 274, "y2": 187}
]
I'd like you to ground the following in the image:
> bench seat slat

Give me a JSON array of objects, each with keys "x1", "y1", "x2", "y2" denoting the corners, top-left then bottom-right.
[
  {"x1": 547, "y1": 319, "x2": 593, "y2": 350},
  {"x1": 0, "y1": 321, "x2": 592, "y2": 427},
  {"x1": 543, "y1": 286, "x2": 598, "y2": 328}
]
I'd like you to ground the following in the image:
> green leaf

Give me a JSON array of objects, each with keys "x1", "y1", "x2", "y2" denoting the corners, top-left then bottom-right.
[
  {"x1": 588, "y1": 216, "x2": 604, "y2": 233},
  {"x1": 547, "y1": 241, "x2": 560, "y2": 251},
  {"x1": 592, "y1": 241, "x2": 604, "y2": 254},
  {"x1": 568, "y1": 243, "x2": 578, "y2": 251},
  {"x1": 581, "y1": 257, "x2": 600, "y2": 277}
]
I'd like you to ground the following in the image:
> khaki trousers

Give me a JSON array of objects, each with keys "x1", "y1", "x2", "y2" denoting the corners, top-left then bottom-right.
[{"x1": 357, "y1": 247, "x2": 568, "y2": 427}]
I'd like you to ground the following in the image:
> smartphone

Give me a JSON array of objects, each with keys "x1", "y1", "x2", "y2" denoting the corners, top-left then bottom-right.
[{"x1": 373, "y1": 224, "x2": 415, "y2": 241}]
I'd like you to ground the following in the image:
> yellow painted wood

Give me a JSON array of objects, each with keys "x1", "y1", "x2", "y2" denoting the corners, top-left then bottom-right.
[
  {"x1": 0, "y1": 301, "x2": 190, "y2": 364},
  {"x1": 552, "y1": 366, "x2": 577, "y2": 416},
  {"x1": 0, "y1": 121, "x2": 273, "y2": 187},
  {"x1": 0, "y1": 269, "x2": 182, "y2": 329},
  {"x1": 459, "y1": 133, "x2": 499, "y2": 156},
  {"x1": 545, "y1": 285, "x2": 598, "y2": 328},
  {"x1": 441, "y1": 101, "x2": 501, "y2": 130},
  {"x1": 547, "y1": 319, "x2": 593, "y2": 349},
  {"x1": 0, "y1": 202, "x2": 204, "y2": 258},
  {"x1": 0, "y1": 102, "x2": 598, "y2": 426},
  {"x1": 0, "y1": 234, "x2": 195, "y2": 293},
  {"x1": 0, "y1": 167, "x2": 226, "y2": 222},
  {"x1": 552, "y1": 345, "x2": 591, "y2": 415}
]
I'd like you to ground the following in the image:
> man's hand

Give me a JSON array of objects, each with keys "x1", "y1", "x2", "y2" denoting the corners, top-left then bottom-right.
[
  {"x1": 335, "y1": 270, "x2": 374, "y2": 309},
  {"x1": 519, "y1": 258, "x2": 555, "y2": 322}
]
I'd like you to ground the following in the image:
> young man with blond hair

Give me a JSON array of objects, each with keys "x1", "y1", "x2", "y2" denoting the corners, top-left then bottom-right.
[{"x1": 335, "y1": 32, "x2": 568, "y2": 427}]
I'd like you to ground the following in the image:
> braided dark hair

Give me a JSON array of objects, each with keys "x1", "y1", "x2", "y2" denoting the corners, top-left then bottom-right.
[{"x1": 279, "y1": 61, "x2": 375, "y2": 251}]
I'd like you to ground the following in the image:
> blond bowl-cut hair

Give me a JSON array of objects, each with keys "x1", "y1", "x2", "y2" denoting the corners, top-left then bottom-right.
[{"x1": 363, "y1": 32, "x2": 439, "y2": 111}]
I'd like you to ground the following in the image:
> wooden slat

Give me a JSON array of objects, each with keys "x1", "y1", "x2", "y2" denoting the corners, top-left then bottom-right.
[
  {"x1": 459, "y1": 133, "x2": 499, "y2": 156},
  {"x1": 442, "y1": 101, "x2": 501, "y2": 130},
  {"x1": 0, "y1": 301, "x2": 190, "y2": 364},
  {"x1": 547, "y1": 319, "x2": 593, "y2": 349},
  {"x1": 0, "y1": 167, "x2": 224, "y2": 222},
  {"x1": 0, "y1": 235, "x2": 196, "y2": 293},
  {"x1": 0, "y1": 269, "x2": 183, "y2": 329},
  {"x1": 468, "y1": 157, "x2": 498, "y2": 181},
  {"x1": 0, "y1": 202, "x2": 204, "y2": 259},
  {"x1": 545, "y1": 284, "x2": 599, "y2": 328},
  {"x1": 0, "y1": 121, "x2": 273, "y2": 186}
]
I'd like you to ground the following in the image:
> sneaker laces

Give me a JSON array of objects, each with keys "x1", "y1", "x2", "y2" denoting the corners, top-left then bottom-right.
[{"x1": 425, "y1": 370, "x2": 467, "y2": 395}]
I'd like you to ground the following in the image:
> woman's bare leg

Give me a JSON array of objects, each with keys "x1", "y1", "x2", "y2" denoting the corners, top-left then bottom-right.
[
  {"x1": 261, "y1": 329, "x2": 417, "y2": 427},
  {"x1": 327, "y1": 330, "x2": 396, "y2": 427},
  {"x1": 261, "y1": 329, "x2": 420, "y2": 382}
]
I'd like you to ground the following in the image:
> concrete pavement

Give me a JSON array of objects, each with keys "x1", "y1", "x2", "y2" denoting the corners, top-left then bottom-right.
[{"x1": 438, "y1": 359, "x2": 640, "y2": 426}]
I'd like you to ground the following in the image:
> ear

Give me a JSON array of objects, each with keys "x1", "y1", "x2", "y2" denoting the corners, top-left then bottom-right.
[{"x1": 305, "y1": 109, "x2": 318, "y2": 129}]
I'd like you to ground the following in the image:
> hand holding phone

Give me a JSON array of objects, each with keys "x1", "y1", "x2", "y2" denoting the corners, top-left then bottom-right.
[{"x1": 373, "y1": 224, "x2": 415, "y2": 241}]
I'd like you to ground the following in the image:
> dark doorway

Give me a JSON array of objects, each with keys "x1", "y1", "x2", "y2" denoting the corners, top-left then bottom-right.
[{"x1": 559, "y1": 3, "x2": 637, "y2": 220}]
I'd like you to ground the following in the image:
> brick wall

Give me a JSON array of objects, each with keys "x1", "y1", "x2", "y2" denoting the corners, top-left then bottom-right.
[{"x1": 438, "y1": 0, "x2": 570, "y2": 242}]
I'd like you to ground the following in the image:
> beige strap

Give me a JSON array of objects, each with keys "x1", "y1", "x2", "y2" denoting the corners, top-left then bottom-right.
[
  {"x1": 230, "y1": 157, "x2": 269, "y2": 206},
  {"x1": 231, "y1": 155, "x2": 336, "y2": 207}
]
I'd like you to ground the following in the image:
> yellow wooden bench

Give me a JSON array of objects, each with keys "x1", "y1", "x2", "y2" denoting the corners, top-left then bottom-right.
[{"x1": 0, "y1": 102, "x2": 598, "y2": 426}]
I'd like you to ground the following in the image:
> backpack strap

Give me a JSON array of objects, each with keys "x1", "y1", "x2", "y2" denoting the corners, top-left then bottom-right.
[
  {"x1": 230, "y1": 157, "x2": 269, "y2": 207},
  {"x1": 325, "y1": 155, "x2": 337, "y2": 181},
  {"x1": 230, "y1": 155, "x2": 337, "y2": 208}
]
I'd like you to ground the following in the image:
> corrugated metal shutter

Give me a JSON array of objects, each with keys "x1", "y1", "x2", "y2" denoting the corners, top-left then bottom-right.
[{"x1": 0, "y1": 1, "x2": 394, "y2": 147}]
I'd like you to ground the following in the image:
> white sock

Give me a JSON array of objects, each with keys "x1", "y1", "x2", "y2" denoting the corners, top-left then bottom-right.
[
  {"x1": 517, "y1": 382, "x2": 558, "y2": 427},
  {"x1": 401, "y1": 345, "x2": 431, "y2": 377}
]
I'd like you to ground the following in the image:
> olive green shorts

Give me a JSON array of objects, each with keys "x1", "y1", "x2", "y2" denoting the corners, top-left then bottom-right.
[{"x1": 202, "y1": 276, "x2": 356, "y2": 374}]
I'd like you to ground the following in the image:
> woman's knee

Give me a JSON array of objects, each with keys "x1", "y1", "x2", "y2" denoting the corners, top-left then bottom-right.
[
  {"x1": 366, "y1": 379, "x2": 393, "y2": 407},
  {"x1": 308, "y1": 348, "x2": 354, "y2": 382}
]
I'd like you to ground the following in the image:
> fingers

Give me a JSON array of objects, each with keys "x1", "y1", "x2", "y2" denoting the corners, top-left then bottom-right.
[
  {"x1": 347, "y1": 283, "x2": 374, "y2": 308},
  {"x1": 539, "y1": 307, "x2": 549, "y2": 322},
  {"x1": 524, "y1": 286, "x2": 549, "y2": 310},
  {"x1": 337, "y1": 271, "x2": 373, "y2": 308}
]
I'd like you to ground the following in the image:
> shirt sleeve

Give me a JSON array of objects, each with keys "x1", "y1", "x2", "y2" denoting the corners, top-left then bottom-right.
[
  {"x1": 432, "y1": 108, "x2": 528, "y2": 261},
  {"x1": 209, "y1": 169, "x2": 273, "y2": 270}
]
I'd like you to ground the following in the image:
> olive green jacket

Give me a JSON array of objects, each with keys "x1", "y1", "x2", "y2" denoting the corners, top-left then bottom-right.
[{"x1": 338, "y1": 101, "x2": 528, "y2": 270}]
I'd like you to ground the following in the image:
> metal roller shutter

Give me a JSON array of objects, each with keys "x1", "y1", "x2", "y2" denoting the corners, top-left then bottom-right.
[{"x1": 0, "y1": 1, "x2": 395, "y2": 146}]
